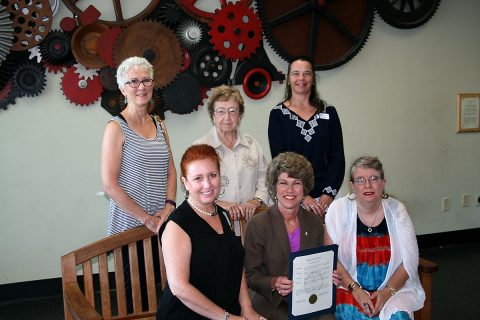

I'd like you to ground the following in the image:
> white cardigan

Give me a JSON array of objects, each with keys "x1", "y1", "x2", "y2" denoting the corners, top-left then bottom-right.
[{"x1": 325, "y1": 196, "x2": 425, "y2": 320}]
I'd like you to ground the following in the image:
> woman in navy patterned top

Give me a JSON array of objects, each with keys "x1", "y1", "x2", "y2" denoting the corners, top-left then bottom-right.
[{"x1": 268, "y1": 56, "x2": 345, "y2": 216}]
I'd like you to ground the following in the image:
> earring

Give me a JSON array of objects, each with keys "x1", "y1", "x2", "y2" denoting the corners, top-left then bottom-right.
[
  {"x1": 124, "y1": 96, "x2": 128, "y2": 104},
  {"x1": 184, "y1": 190, "x2": 189, "y2": 200},
  {"x1": 382, "y1": 193, "x2": 389, "y2": 199},
  {"x1": 347, "y1": 193, "x2": 356, "y2": 200}
]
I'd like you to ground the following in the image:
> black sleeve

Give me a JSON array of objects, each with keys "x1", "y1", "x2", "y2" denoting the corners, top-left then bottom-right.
[
  {"x1": 268, "y1": 106, "x2": 286, "y2": 158},
  {"x1": 322, "y1": 106, "x2": 345, "y2": 197}
]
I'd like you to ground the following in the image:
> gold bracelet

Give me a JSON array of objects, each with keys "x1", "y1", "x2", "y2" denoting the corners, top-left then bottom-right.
[
  {"x1": 385, "y1": 284, "x2": 397, "y2": 296},
  {"x1": 347, "y1": 281, "x2": 361, "y2": 292}
]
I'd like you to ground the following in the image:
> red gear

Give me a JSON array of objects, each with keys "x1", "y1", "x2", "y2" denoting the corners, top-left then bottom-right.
[
  {"x1": 208, "y1": 2, "x2": 262, "y2": 61},
  {"x1": 98, "y1": 27, "x2": 123, "y2": 68},
  {"x1": 61, "y1": 66, "x2": 103, "y2": 106}
]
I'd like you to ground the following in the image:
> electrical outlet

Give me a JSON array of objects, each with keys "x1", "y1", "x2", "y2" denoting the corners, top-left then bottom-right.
[
  {"x1": 475, "y1": 193, "x2": 480, "y2": 206},
  {"x1": 461, "y1": 194, "x2": 471, "y2": 207},
  {"x1": 441, "y1": 197, "x2": 450, "y2": 212}
]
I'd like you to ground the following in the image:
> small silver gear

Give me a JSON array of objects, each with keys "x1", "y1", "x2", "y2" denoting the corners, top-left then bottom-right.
[
  {"x1": 28, "y1": 46, "x2": 42, "y2": 63},
  {"x1": 0, "y1": 4, "x2": 14, "y2": 64},
  {"x1": 176, "y1": 19, "x2": 206, "y2": 50},
  {"x1": 74, "y1": 63, "x2": 100, "y2": 81}
]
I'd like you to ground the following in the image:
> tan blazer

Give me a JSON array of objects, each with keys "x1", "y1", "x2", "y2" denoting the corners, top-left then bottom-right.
[{"x1": 244, "y1": 204, "x2": 327, "y2": 319}]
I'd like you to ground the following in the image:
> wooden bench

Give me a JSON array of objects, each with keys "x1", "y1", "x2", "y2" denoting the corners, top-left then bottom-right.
[
  {"x1": 62, "y1": 214, "x2": 438, "y2": 320},
  {"x1": 61, "y1": 226, "x2": 165, "y2": 320}
]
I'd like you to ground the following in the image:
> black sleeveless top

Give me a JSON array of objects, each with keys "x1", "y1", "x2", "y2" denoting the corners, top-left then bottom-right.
[{"x1": 156, "y1": 200, "x2": 244, "y2": 319}]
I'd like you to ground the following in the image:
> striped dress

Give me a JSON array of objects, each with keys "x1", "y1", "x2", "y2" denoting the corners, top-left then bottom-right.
[
  {"x1": 107, "y1": 115, "x2": 170, "y2": 236},
  {"x1": 336, "y1": 218, "x2": 410, "y2": 320}
]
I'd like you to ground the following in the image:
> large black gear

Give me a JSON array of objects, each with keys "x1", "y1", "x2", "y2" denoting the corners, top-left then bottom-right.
[
  {"x1": 0, "y1": 80, "x2": 19, "y2": 110},
  {"x1": 375, "y1": 0, "x2": 441, "y2": 29},
  {"x1": 12, "y1": 62, "x2": 47, "y2": 97},
  {"x1": 190, "y1": 45, "x2": 232, "y2": 87},
  {"x1": 40, "y1": 29, "x2": 75, "y2": 66},
  {"x1": 257, "y1": 0, "x2": 375, "y2": 70},
  {"x1": 163, "y1": 73, "x2": 202, "y2": 115},
  {"x1": 148, "y1": 0, "x2": 185, "y2": 27},
  {"x1": 0, "y1": 51, "x2": 29, "y2": 91}
]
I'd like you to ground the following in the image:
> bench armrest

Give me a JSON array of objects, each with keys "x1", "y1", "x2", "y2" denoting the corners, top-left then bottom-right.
[{"x1": 64, "y1": 282, "x2": 102, "y2": 320}]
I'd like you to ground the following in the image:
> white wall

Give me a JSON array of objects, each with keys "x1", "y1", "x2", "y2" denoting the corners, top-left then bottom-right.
[{"x1": 0, "y1": 1, "x2": 479, "y2": 285}]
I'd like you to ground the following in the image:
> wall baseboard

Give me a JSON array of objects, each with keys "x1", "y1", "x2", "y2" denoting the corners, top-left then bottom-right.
[
  {"x1": 417, "y1": 227, "x2": 480, "y2": 249},
  {"x1": 1, "y1": 227, "x2": 479, "y2": 303}
]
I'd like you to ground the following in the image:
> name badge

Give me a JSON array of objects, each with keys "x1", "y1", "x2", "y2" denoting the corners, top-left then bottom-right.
[{"x1": 319, "y1": 113, "x2": 329, "y2": 120}]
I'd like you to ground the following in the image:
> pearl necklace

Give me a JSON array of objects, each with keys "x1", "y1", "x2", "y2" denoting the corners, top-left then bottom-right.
[{"x1": 188, "y1": 199, "x2": 217, "y2": 217}]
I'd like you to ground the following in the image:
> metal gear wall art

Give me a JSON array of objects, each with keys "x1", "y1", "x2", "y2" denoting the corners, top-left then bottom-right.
[{"x1": 1, "y1": 0, "x2": 442, "y2": 115}]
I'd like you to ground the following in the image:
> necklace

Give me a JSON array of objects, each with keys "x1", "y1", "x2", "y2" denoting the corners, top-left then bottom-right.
[
  {"x1": 359, "y1": 203, "x2": 382, "y2": 233},
  {"x1": 188, "y1": 199, "x2": 217, "y2": 217}
]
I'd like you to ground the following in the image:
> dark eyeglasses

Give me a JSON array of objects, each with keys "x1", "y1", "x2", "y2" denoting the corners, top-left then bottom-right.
[{"x1": 125, "y1": 79, "x2": 154, "y2": 88}]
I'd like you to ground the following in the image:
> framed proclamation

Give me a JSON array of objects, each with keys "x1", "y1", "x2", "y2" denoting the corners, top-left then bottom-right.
[
  {"x1": 288, "y1": 244, "x2": 338, "y2": 319},
  {"x1": 457, "y1": 93, "x2": 480, "y2": 132}
]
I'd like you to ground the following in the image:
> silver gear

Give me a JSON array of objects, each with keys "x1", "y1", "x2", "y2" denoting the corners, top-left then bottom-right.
[
  {"x1": 74, "y1": 63, "x2": 100, "y2": 81},
  {"x1": 176, "y1": 19, "x2": 206, "y2": 50},
  {"x1": 28, "y1": 46, "x2": 42, "y2": 63},
  {"x1": 0, "y1": 4, "x2": 14, "y2": 64}
]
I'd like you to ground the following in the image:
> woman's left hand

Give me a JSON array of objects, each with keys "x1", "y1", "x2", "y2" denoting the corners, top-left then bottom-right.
[
  {"x1": 370, "y1": 288, "x2": 391, "y2": 316},
  {"x1": 154, "y1": 206, "x2": 174, "y2": 222},
  {"x1": 242, "y1": 200, "x2": 261, "y2": 219},
  {"x1": 302, "y1": 195, "x2": 329, "y2": 216}
]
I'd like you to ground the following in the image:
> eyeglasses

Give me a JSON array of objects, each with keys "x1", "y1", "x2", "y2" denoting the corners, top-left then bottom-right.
[
  {"x1": 214, "y1": 108, "x2": 239, "y2": 116},
  {"x1": 353, "y1": 175, "x2": 382, "y2": 185},
  {"x1": 124, "y1": 78, "x2": 154, "y2": 88}
]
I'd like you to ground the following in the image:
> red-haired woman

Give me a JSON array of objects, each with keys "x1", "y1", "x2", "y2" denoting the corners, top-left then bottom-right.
[{"x1": 157, "y1": 144, "x2": 262, "y2": 320}]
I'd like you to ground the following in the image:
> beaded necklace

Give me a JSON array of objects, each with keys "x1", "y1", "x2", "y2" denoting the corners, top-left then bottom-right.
[{"x1": 187, "y1": 199, "x2": 217, "y2": 217}]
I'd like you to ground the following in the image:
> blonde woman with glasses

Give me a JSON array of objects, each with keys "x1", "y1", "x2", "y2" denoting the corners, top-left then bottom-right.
[{"x1": 324, "y1": 156, "x2": 424, "y2": 320}]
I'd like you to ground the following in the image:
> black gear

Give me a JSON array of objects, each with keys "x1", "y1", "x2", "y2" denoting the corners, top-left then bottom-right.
[
  {"x1": 257, "y1": 0, "x2": 375, "y2": 70},
  {"x1": 232, "y1": 43, "x2": 285, "y2": 85},
  {"x1": 149, "y1": 88, "x2": 166, "y2": 120},
  {"x1": 148, "y1": 0, "x2": 185, "y2": 27},
  {"x1": 375, "y1": 0, "x2": 441, "y2": 29},
  {"x1": 0, "y1": 82, "x2": 20, "y2": 111},
  {"x1": 12, "y1": 62, "x2": 47, "y2": 97},
  {"x1": 0, "y1": 51, "x2": 29, "y2": 91},
  {"x1": 163, "y1": 73, "x2": 201, "y2": 115},
  {"x1": 101, "y1": 89, "x2": 125, "y2": 116},
  {"x1": 99, "y1": 67, "x2": 118, "y2": 91},
  {"x1": 40, "y1": 30, "x2": 75, "y2": 66},
  {"x1": 190, "y1": 45, "x2": 232, "y2": 87}
]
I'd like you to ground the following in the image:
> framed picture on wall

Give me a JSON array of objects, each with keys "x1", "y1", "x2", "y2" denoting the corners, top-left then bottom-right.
[{"x1": 457, "y1": 93, "x2": 480, "y2": 133}]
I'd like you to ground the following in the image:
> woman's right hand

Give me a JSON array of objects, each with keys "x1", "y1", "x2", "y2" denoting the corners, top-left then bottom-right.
[
  {"x1": 272, "y1": 276, "x2": 293, "y2": 296},
  {"x1": 352, "y1": 287, "x2": 374, "y2": 317}
]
